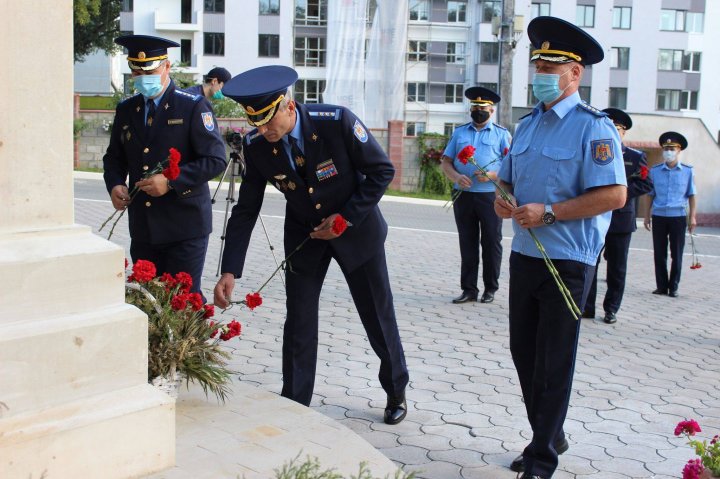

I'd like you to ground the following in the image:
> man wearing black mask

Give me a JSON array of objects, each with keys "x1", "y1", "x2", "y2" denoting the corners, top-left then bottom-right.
[{"x1": 441, "y1": 86, "x2": 511, "y2": 304}]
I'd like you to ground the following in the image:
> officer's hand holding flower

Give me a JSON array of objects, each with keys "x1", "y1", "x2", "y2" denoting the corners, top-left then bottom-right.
[
  {"x1": 136, "y1": 173, "x2": 172, "y2": 197},
  {"x1": 111, "y1": 185, "x2": 130, "y2": 210}
]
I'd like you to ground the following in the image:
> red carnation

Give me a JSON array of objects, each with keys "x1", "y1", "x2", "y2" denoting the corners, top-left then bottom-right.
[
  {"x1": 128, "y1": 259, "x2": 157, "y2": 283},
  {"x1": 209, "y1": 321, "x2": 218, "y2": 338},
  {"x1": 457, "y1": 145, "x2": 476, "y2": 165},
  {"x1": 220, "y1": 320, "x2": 242, "y2": 341},
  {"x1": 169, "y1": 147, "x2": 181, "y2": 163},
  {"x1": 675, "y1": 419, "x2": 702, "y2": 436},
  {"x1": 187, "y1": 292, "x2": 204, "y2": 311},
  {"x1": 125, "y1": 258, "x2": 129, "y2": 269},
  {"x1": 245, "y1": 292, "x2": 263, "y2": 310},
  {"x1": 170, "y1": 294, "x2": 188, "y2": 311},
  {"x1": 639, "y1": 165, "x2": 649, "y2": 180},
  {"x1": 332, "y1": 214, "x2": 348, "y2": 235},
  {"x1": 163, "y1": 148, "x2": 182, "y2": 180},
  {"x1": 503, "y1": 147, "x2": 509, "y2": 156},
  {"x1": 174, "y1": 272, "x2": 193, "y2": 293},
  {"x1": 203, "y1": 304, "x2": 215, "y2": 319}
]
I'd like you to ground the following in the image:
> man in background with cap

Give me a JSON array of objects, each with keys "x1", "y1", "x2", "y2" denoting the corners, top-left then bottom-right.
[
  {"x1": 441, "y1": 86, "x2": 511, "y2": 305},
  {"x1": 494, "y1": 17, "x2": 627, "y2": 478},
  {"x1": 582, "y1": 108, "x2": 653, "y2": 324},
  {"x1": 103, "y1": 35, "x2": 226, "y2": 294},
  {"x1": 213, "y1": 66, "x2": 409, "y2": 425},
  {"x1": 185, "y1": 67, "x2": 232, "y2": 102},
  {"x1": 644, "y1": 131, "x2": 696, "y2": 298}
]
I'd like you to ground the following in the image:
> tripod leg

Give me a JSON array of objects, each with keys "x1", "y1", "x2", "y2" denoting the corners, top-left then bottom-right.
[{"x1": 216, "y1": 171, "x2": 235, "y2": 277}]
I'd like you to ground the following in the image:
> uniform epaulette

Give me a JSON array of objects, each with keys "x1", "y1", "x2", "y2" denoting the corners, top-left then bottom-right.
[
  {"x1": 651, "y1": 163, "x2": 664, "y2": 168},
  {"x1": 308, "y1": 107, "x2": 343, "y2": 120},
  {"x1": 246, "y1": 130, "x2": 263, "y2": 144},
  {"x1": 577, "y1": 102, "x2": 606, "y2": 117},
  {"x1": 174, "y1": 89, "x2": 201, "y2": 101},
  {"x1": 681, "y1": 163, "x2": 693, "y2": 168},
  {"x1": 519, "y1": 112, "x2": 532, "y2": 121},
  {"x1": 493, "y1": 122, "x2": 508, "y2": 131},
  {"x1": 119, "y1": 93, "x2": 142, "y2": 107}
]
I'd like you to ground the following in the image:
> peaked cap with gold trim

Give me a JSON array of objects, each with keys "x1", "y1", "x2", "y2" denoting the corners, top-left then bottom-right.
[
  {"x1": 659, "y1": 131, "x2": 688, "y2": 150},
  {"x1": 222, "y1": 66, "x2": 299, "y2": 127},
  {"x1": 528, "y1": 16, "x2": 604, "y2": 66},
  {"x1": 114, "y1": 34, "x2": 179, "y2": 71},
  {"x1": 465, "y1": 86, "x2": 500, "y2": 106}
]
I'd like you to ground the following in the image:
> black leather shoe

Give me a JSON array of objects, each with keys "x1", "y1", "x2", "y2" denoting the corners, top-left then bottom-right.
[
  {"x1": 510, "y1": 437, "x2": 568, "y2": 473},
  {"x1": 452, "y1": 292, "x2": 477, "y2": 304},
  {"x1": 668, "y1": 290, "x2": 679, "y2": 298},
  {"x1": 603, "y1": 312, "x2": 617, "y2": 324},
  {"x1": 652, "y1": 289, "x2": 668, "y2": 295},
  {"x1": 384, "y1": 394, "x2": 407, "y2": 425},
  {"x1": 581, "y1": 310, "x2": 595, "y2": 319},
  {"x1": 480, "y1": 291, "x2": 495, "y2": 303}
]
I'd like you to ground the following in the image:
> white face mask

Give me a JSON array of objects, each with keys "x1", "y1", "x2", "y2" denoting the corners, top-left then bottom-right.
[{"x1": 663, "y1": 150, "x2": 678, "y2": 163}]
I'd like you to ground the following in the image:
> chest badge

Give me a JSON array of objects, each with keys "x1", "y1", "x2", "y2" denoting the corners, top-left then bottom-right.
[{"x1": 316, "y1": 159, "x2": 338, "y2": 182}]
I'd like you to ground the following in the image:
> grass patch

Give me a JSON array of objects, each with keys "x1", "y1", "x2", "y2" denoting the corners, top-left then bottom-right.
[
  {"x1": 385, "y1": 189, "x2": 447, "y2": 202},
  {"x1": 79, "y1": 96, "x2": 115, "y2": 110}
]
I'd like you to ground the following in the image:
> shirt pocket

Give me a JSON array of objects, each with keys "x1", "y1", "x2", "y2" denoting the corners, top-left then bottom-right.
[{"x1": 541, "y1": 146, "x2": 579, "y2": 197}]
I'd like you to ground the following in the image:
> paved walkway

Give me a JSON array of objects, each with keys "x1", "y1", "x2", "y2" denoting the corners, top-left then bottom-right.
[{"x1": 75, "y1": 177, "x2": 720, "y2": 479}]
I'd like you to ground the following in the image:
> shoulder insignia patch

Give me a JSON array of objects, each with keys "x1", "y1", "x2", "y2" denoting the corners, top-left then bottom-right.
[
  {"x1": 578, "y1": 102, "x2": 607, "y2": 117},
  {"x1": 175, "y1": 89, "x2": 201, "y2": 101},
  {"x1": 201, "y1": 112, "x2": 215, "y2": 131},
  {"x1": 591, "y1": 139, "x2": 615, "y2": 165},
  {"x1": 309, "y1": 109, "x2": 342, "y2": 120},
  {"x1": 247, "y1": 131, "x2": 261, "y2": 143},
  {"x1": 353, "y1": 119, "x2": 368, "y2": 143}
]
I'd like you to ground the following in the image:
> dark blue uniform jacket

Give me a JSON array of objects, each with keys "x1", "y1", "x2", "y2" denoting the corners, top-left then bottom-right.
[{"x1": 608, "y1": 146, "x2": 653, "y2": 233}]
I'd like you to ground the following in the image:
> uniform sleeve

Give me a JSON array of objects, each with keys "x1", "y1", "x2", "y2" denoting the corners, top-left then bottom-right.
[
  {"x1": 627, "y1": 150, "x2": 653, "y2": 199},
  {"x1": 582, "y1": 116, "x2": 627, "y2": 190},
  {"x1": 171, "y1": 98, "x2": 227, "y2": 192},
  {"x1": 442, "y1": 132, "x2": 458, "y2": 160},
  {"x1": 102, "y1": 104, "x2": 129, "y2": 193},
  {"x1": 687, "y1": 168, "x2": 697, "y2": 197}
]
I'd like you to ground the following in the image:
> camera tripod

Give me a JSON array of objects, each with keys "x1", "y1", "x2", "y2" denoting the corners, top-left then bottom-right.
[{"x1": 212, "y1": 141, "x2": 284, "y2": 287}]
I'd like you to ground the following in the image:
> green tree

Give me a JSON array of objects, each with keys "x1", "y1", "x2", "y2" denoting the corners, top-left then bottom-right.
[{"x1": 74, "y1": 0, "x2": 122, "y2": 63}]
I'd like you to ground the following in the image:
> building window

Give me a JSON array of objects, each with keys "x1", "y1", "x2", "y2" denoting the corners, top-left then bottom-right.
[
  {"x1": 296, "y1": 0, "x2": 327, "y2": 26},
  {"x1": 294, "y1": 37, "x2": 326, "y2": 67},
  {"x1": 295, "y1": 79, "x2": 325, "y2": 104},
  {"x1": 121, "y1": 0, "x2": 133, "y2": 12},
  {"x1": 610, "y1": 47, "x2": 630, "y2": 70},
  {"x1": 578, "y1": 86, "x2": 591, "y2": 103},
  {"x1": 259, "y1": 34, "x2": 279, "y2": 57},
  {"x1": 612, "y1": 6, "x2": 631, "y2": 29},
  {"x1": 576, "y1": 5, "x2": 594, "y2": 28},
  {"x1": 204, "y1": 33, "x2": 224, "y2": 55},
  {"x1": 478, "y1": 82, "x2": 498, "y2": 92},
  {"x1": 204, "y1": 0, "x2": 224, "y2": 13},
  {"x1": 657, "y1": 89, "x2": 698, "y2": 111},
  {"x1": 480, "y1": 0, "x2": 501, "y2": 23},
  {"x1": 660, "y1": 9, "x2": 685, "y2": 31},
  {"x1": 406, "y1": 122, "x2": 426, "y2": 136},
  {"x1": 527, "y1": 84, "x2": 538, "y2": 106},
  {"x1": 609, "y1": 88, "x2": 627, "y2": 109},
  {"x1": 686, "y1": 12, "x2": 704, "y2": 33},
  {"x1": 181, "y1": 39, "x2": 191, "y2": 64},
  {"x1": 447, "y1": 1, "x2": 467, "y2": 22},
  {"x1": 658, "y1": 49, "x2": 683, "y2": 71},
  {"x1": 407, "y1": 82, "x2": 427, "y2": 102},
  {"x1": 259, "y1": 0, "x2": 279, "y2": 15},
  {"x1": 446, "y1": 42, "x2": 465, "y2": 64},
  {"x1": 480, "y1": 42, "x2": 499, "y2": 64},
  {"x1": 683, "y1": 52, "x2": 701, "y2": 72},
  {"x1": 444, "y1": 122, "x2": 463, "y2": 136},
  {"x1": 409, "y1": 0, "x2": 429, "y2": 21},
  {"x1": 445, "y1": 84, "x2": 464, "y2": 103},
  {"x1": 408, "y1": 41, "x2": 428, "y2": 62},
  {"x1": 531, "y1": 2, "x2": 550, "y2": 19}
]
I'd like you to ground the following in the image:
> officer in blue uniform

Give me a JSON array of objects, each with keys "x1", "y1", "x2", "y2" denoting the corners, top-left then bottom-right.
[
  {"x1": 494, "y1": 17, "x2": 627, "y2": 478},
  {"x1": 441, "y1": 87, "x2": 511, "y2": 305},
  {"x1": 213, "y1": 66, "x2": 409, "y2": 424},
  {"x1": 582, "y1": 109, "x2": 653, "y2": 324},
  {"x1": 103, "y1": 35, "x2": 227, "y2": 294},
  {"x1": 185, "y1": 66, "x2": 231, "y2": 101},
  {"x1": 644, "y1": 132, "x2": 696, "y2": 297}
]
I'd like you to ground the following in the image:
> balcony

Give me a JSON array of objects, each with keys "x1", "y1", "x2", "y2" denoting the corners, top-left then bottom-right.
[{"x1": 154, "y1": 9, "x2": 201, "y2": 32}]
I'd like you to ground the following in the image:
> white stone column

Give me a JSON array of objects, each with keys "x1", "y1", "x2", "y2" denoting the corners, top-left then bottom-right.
[{"x1": 0, "y1": 2, "x2": 175, "y2": 477}]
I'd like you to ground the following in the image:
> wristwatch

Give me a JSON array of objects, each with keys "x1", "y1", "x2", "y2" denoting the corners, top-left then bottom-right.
[{"x1": 542, "y1": 204, "x2": 556, "y2": 225}]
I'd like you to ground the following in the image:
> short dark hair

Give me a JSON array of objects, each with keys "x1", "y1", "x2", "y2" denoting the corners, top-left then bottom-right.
[{"x1": 205, "y1": 67, "x2": 231, "y2": 83}]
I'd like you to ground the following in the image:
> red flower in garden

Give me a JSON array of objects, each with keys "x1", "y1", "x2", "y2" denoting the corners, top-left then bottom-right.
[
  {"x1": 676, "y1": 419, "x2": 702, "y2": 436},
  {"x1": 332, "y1": 214, "x2": 349, "y2": 235},
  {"x1": 220, "y1": 320, "x2": 242, "y2": 341},
  {"x1": 457, "y1": 145, "x2": 476, "y2": 165},
  {"x1": 128, "y1": 259, "x2": 156, "y2": 283},
  {"x1": 245, "y1": 292, "x2": 263, "y2": 310}
]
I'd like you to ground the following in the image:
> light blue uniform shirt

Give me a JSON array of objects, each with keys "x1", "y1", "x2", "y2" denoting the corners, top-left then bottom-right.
[
  {"x1": 648, "y1": 162, "x2": 696, "y2": 217},
  {"x1": 498, "y1": 92, "x2": 627, "y2": 265},
  {"x1": 443, "y1": 121, "x2": 511, "y2": 193},
  {"x1": 282, "y1": 114, "x2": 305, "y2": 171}
]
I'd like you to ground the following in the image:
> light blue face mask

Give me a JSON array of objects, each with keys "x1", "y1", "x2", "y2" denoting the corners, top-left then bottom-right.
[
  {"x1": 532, "y1": 68, "x2": 572, "y2": 104},
  {"x1": 212, "y1": 90, "x2": 224, "y2": 100},
  {"x1": 135, "y1": 74, "x2": 164, "y2": 98},
  {"x1": 663, "y1": 149, "x2": 678, "y2": 163}
]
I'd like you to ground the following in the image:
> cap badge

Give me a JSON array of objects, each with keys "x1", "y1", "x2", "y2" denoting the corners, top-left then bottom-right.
[
  {"x1": 541, "y1": 41, "x2": 550, "y2": 50},
  {"x1": 138, "y1": 51, "x2": 146, "y2": 60},
  {"x1": 246, "y1": 106, "x2": 256, "y2": 114}
]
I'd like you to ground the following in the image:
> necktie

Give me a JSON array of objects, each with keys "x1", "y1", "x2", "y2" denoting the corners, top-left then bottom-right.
[
  {"x1": 146, "y1": 99, "x2": 156, "y2": 129},
  {"x1": 289, "y1": 136, "x2": 306, "y2": 178}
]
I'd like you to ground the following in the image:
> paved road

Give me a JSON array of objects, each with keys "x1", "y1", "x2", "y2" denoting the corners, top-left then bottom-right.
[{"x1": 76, "y1": 173, "x2": 720, "y2": 478}]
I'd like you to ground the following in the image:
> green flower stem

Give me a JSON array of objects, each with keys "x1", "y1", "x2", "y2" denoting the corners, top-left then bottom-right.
[
  {"x1": 469, "y1": 158, "x2": 582, "y2": 320},
  {"x1": 444, "y1": 158, "x2": 499, "y2": 210}
]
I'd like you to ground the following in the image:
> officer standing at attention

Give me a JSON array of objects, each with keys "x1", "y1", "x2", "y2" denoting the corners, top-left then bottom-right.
[
  {"x1": 213, "y1": 66, "x2": 409, "y2": 425},
  {"x1": 644, "y1": 132, "x2": 696, "y2": 298},
  {"x1": 103, "y1": 35, "x2": 227, "y2": 294},
  {"x1": 582, "y1": 108, "x2": 653, "y2": 324},
  {"x1": 185, "y1": 67, "x2": 232, "y2": 102},
  {"x1": 441, "y1": 87, "x2": 511, "y2": 305},
  {"x1": 494, "y1": 17, "x2": 627, "y2": 478}
]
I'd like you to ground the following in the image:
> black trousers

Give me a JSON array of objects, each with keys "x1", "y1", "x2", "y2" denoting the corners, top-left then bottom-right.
[
  {"x1": 584, "y1": 232, "x2": 632, "y2": 316},
  {"x1": 452, "y1": 191, "x2": 503, "y2": 295},
  {"x1": 509, "y1": 252, "x2": 594, "y2": 477},
  {"x1": 130, "y1": 235, "x2": 209, "y2": 295},
  {"x1": 651, "y1": 215, "x2": 686, "y2": 293},
  {"x1": 281, "y1": 248, "x2": 409, "y2": 408}
]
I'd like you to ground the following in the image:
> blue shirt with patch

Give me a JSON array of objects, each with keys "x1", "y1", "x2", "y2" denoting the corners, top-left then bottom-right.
[
  {"x1": 498, "y1": 91, "x2": 626, "y2": 265},
  {"x1": 443, "y1": 121, "x2": 511, "y2": 193},
  {"x1": 648, "y1": 162, "x2": 695, "y2": 217}
]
